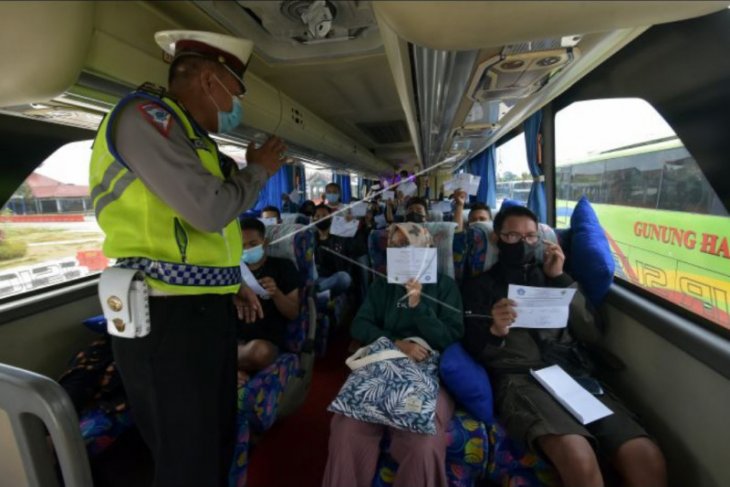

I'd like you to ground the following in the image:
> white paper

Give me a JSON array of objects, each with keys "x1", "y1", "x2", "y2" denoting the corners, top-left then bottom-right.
[
  {"x1": 289, "y1": 189, "x2": 301, "y2": 204},
  {"x1": 239, "y1": 263, "x2": 270, "y2": 298},
  {"x1": 259, "y1": 217, "x2": 278, "y2": 226},
  {"x1": 374, "y1": 214, "x2": 387, "y2": 228},
  {"x1": 387, "y1": 248, "x2": 438, "y2": 284},
  {"x1": 382, "y1": 190, "x2": 395, "y2": 201},
  {"x1": 330, "y1": 216, "x2": 359, "y2": 238},
  {"x1": 443, "y1": 174, "x2": 481, "y2": 196},
  {"x1": 531, "y1": 365, "x2": 613, "y2": 425},
  {"x1": 508, "y1": 285, "x2": 577, "y2": 328},
  {"x1": 350, "y1": 201, "x2": 368, "y2": 217},
  {"x1": 432, "y1": 201, "x2": 453, "y2": 213},
  {"x1": 399, "y1": 181, "x2": 418, "y2": 197}
]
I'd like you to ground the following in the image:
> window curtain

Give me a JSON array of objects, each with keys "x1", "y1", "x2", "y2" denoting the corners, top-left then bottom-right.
[
  {"x1": 332, "y1": 173, "x2": 352, "y2": 203},
  {"x1": 254, "y1": 165, "x2": 293, "y2": 211},
  {"x1": 467, "y1": 145, "x2": 497, "y2": 209},
  {"x1": 524, "y1": 110, "x2": 546, "y2": 222}
]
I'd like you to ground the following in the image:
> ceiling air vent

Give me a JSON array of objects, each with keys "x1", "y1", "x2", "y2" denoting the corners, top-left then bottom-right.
[
  {"x1": 356, "y1": 120, "x2": 411, "y2": 145},
  {"x1": 467, "y1": 36, "x2": 582, "y2": 103}
]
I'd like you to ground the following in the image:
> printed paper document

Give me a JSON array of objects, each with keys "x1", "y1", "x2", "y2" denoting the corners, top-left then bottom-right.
[
  {"x1": 508, "y1": 284, "x2": 577, "y2": 328},
  {"x1": 399, "y1": 181, "x2": 418, "y2": 197},
  {"x1": 350, "y1": 202, "x2": 368, "y2": 217},
  {"x1": 240, "y1": 264, "x2": 270, "y2": 298},
  {"x1": 330, "y1": 216, "x2": 359, "y2": 238},
  {"x1": 387, "y1": 248, "x2": 438, "y2": 284},
  {"x1": 443, "y1": 174, "x2": 481, "y2": 195},
  {"x1": 531, "y1": 365, "x2": 613, "y2": 425},
  {"x1": 432, "y1": 201, "x2": 453, "y2": 213}
]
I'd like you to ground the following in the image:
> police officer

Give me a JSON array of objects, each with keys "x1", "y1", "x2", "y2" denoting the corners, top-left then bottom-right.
[{"x1": 89, "y1": 30, "x2": 286, "y2": 486}]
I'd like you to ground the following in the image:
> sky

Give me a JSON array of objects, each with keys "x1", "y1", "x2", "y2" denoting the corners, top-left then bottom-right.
[{"x1": 35, "y1": 98, "x2": 678, "y2": 186}]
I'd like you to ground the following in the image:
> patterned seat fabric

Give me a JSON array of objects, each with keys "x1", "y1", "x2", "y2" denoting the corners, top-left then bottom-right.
[
  {"x1": 372, "y1": 409, "x2": 489, "y2": 487},
  {"x1": 488, "y1": 423, "x2": 560, "y2": 487}
]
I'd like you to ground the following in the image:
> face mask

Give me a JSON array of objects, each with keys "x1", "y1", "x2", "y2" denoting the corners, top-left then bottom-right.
[
  {"x1": 497, "y1": 240, "x2": 537, "y2": 266},
  {"x1": 325, "y1": 193, "x2": 339, "y2": 204},
  {"x1": 405, "y1": 212, "x2": 425, "y2": 223},
  {"x1": 209, "y1": 76, "x2": 243, "y2": 134},
  {"x1": 242, "y1": 244, "x2": 264, "y2": 265},
  {"x1": 316, "y1": 218, "x2": 332, "y2": 231}
]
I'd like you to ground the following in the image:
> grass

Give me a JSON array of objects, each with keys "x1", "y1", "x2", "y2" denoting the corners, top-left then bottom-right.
[{"x1": 0, "y1": 225, "x2": 104, "y2": 270}]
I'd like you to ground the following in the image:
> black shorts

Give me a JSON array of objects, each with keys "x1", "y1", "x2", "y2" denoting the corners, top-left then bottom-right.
[
  {"x1": 496, "y1": 374, "x2": 649, "y2": 456},
  {"x1": 236, "y1": 320, "x2": 287, "y2": 350}
]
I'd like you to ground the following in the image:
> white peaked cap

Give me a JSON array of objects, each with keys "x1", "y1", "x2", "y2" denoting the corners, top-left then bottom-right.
[{"x1": 155, "y1": 30, "x2": 254, "y2": 89}]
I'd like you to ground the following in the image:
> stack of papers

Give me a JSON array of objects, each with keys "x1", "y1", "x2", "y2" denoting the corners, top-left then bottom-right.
[
  {"x1": 330, "y1": 216, "x2": 359, "y2": 237},
  {"x1": 531, "y1": 365, "x2": 613, "y2": 425},
  {"x1": 386, "y1": 248, "x2": 438, "y2": 284},
  {"x1": 443, "y1": 174, "x2": 481, "y2": 196},
  {"x1": 508, "y1": 285, "x2": 576, "y2": 328}
]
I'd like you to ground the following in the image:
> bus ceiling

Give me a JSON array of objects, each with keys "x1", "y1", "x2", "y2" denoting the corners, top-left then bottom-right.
[{"x1": 0, "y1": 2, "x2": 727, "y2": 175}]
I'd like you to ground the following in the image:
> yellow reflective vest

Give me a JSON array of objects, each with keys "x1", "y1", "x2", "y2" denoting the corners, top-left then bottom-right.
[{"x1": 89, "y1": 89, "x2": 242, "y2": 295}]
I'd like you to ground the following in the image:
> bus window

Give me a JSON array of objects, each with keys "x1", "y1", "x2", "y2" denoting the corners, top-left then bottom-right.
[
  {"x1": 556, "y1": 98, "x2": 730, "y2": 329},
  {"x1": 304, "y1": 166, "x2": 333, "y2": 204},
  {"x1": 495, "y1": 133, "x2": 530, "y2": 211},
  {"x1": 0, "y1": 140, "x2": 106, "y2": 300}
]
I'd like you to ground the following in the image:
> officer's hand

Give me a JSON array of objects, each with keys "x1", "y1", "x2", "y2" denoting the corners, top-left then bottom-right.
[
  {"x1": 234, "y1": 286, "x2": 264, "y2": 323},
  {"x1": 490, "y1": 298, "x2": 517, "y2": 337},
  {"x1": 246, "y1": 136, "x2": 287, "y2": 176}
]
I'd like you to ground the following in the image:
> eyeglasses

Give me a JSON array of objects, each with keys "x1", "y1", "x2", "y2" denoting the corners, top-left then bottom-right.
[{"x1": 499, "y1": 232, "x2": 540, "y2": 244}]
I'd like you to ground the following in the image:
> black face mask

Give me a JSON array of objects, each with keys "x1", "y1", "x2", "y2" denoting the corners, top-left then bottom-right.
[
  {"x1": 405, "y1": 212, "x2": 425, "y2": 223},
  {"x1": 497, "y1": 240, "x2": 537, "y2": 267},
  {"x1": 316, "y1": 219, "x2": 332, "y2": 231}
]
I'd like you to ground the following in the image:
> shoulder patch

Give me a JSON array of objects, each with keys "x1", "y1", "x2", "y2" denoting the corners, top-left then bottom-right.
[{"x1": 137, "y1": 102, "x2": 174, "y2": 137}]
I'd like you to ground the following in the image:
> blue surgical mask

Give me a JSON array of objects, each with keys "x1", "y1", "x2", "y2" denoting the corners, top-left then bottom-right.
[
  {"x1": 242, "y1": 245, "x2": 264, "y2": 265},
  {"x1": 210, "y1": 76, "x2": 243, "y2": 134},
  {"x1": 325, "y1": 193, "x2": 339, "y2": 204}
]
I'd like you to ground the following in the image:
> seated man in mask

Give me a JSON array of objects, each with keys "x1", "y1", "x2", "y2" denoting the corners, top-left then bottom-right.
[
  {"x1": 312, "y1": 204, "x2": 363, "y2": 299},
  {"x1": 452, "y1": 189, "x2": 492, "y2": 232},
  {"x1": 403, "y1": 196, "x2": 429, "y2": 223},
  {"x1": 236, "y1": 218, "x2": 302, "y2": 380},
  {"x1": 461, "y1": 205, "x2": 666, "y2": 487}
]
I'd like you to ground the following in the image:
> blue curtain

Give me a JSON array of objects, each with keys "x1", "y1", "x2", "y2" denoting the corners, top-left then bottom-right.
[
  {"x1": 253, "y1": 165, "x2": 293, "y2": 211},
  {"x1": 467, "y1": 145, "x2": 497, "y2": 209},
  {"x1": 332, "y1": 173, "x2": 352, "y2": 203},
  {"x1": 524, "y1": 110, "x2": 546, "y2": 222}
]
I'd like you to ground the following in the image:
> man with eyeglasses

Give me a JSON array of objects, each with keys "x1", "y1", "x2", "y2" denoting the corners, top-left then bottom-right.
[
  {"x1": 89, "y1": 30, "x2": 288, "y2": 486},
  {"x1": 461, "y1": 205, "x2": 666, "y2": 487}
]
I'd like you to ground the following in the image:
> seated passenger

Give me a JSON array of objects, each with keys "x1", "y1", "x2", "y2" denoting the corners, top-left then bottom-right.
[
  {"x1": 386, "y1": 195, "x2": 428, "y2": 224},
  {"x1": 236, "y1": 218, "x2": 302, "y2": 380},
  {"x1": 311, "y1": 204, "x2": 362, "y2": 298},
  {"x1": 452, "y1": 189, "x2": 492, "y2": 232},
  {"x1": 323, "y1": 182, "x2": 345, "y2": 210},
  {"x1": 322, "y1": 223, "x2": 464, "y2": 487},
  {"x1": 280, "y1": 192, "x2": 298, "y2": 214},
  {"x1": 461, "y1": 206, "x2": 666, "y2": 487},
  {"x1": 261, "y1": 205, "x2": 282, "y2": 224}
]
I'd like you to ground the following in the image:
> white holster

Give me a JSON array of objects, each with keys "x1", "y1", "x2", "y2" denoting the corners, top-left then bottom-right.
[{"x1": 99, "y1": 267, "x2": 151, "y2": 338}]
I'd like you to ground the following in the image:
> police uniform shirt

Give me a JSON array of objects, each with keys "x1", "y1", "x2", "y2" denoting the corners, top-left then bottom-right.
[{"x1": 114, "y1": 99, "x2": 267, "y2": 233}]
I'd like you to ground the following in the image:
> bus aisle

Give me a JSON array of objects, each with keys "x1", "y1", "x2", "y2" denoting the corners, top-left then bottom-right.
[{"x1": 246, "y1": 326, "x2": 351, "y2": 487}]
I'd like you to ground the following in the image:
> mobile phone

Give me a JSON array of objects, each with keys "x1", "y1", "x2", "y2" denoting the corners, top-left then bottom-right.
[{"x1": 575, "y1": 377, "x2": 604, "y2": 396}]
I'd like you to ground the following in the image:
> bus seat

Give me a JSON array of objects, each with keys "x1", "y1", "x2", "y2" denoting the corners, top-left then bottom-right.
[
  {"x1": 280, "y1": 213, "x2": 300, "y2": 225},
  {"x1": 464, "y1": 221, "x2": 559, "y2": 278},
  {"x1": 0, "y1": 362, "x2": 93, "y2": 486},
  {"x1": 429, "y1": 210, "x2": 444, "y2": 222}
]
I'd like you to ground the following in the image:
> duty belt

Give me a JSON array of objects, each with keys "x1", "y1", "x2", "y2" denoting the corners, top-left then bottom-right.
[{"x1": 116, "y1": 258, "x2": 241, "y2": 287}]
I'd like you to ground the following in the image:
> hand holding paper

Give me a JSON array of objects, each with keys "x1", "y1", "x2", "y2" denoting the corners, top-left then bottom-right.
[
  {"x1": 508, "y1": 285, "x2": 576, "y2": 328},
  {"x1": 240, "y1": 264, "x2": 270, "y2": 298},
  {"x1": 387, "y1": 248, "x2": 438, "y2": 284},
  {"x1": 330, "y1": 216, "x2": 359, "y2": 237}
]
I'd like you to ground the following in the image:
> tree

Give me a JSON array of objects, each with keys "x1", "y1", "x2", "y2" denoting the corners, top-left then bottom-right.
[{"x1": 501, "y1": 171, "x2": 519, "y2": 181}]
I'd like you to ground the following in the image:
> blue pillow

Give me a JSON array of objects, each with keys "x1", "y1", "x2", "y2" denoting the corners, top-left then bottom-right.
[
  {"x1": 439, "y1": 343, "x2": 495, "y2": 424},
  {"x1": 83, "y1": 314, "x2": 108, "y2": 334},
  {"x1": 568, "y1": 196, "x2": 615, "y2": 306}
]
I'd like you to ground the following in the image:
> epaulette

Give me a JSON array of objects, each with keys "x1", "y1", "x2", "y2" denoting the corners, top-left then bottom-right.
[{"x1": 136, "y1": 82, "x2": 167, "y2": 99}]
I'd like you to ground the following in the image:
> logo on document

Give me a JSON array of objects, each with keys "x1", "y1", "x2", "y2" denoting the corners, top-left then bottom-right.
[{"x1": 517, "y1": 288, "x2": 526, "y2": 296}]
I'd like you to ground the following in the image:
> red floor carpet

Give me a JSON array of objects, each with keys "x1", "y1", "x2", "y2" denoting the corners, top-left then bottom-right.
[{"x1": 247, "y1": 330, "x2": 351, "y2": 487}]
